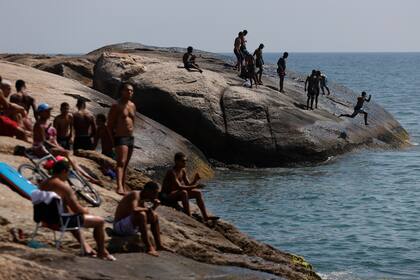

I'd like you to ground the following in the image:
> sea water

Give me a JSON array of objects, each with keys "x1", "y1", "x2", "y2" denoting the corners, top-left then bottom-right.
[{"x1": 205, "y1": 53, "x2": 420, "y2": 280}]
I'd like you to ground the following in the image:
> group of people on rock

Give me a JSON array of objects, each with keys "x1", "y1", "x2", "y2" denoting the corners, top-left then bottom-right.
[
  {"x1": 1, "y1": 76, "x2": 219, "y2": 260},
  {"x1": 304, "y1": 70, "x2": 330, "y2": 110}
]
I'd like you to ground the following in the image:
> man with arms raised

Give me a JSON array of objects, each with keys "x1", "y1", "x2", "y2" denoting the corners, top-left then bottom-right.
[
  {"x1": 161, "y1": 152, "x2": 219, "y2": 222},
  {"x1": 113, "y1": 181, "x2": 171, "y2": 257},
  {"x1": 40, "y1": 160, "x2": 115, "y2": 261},
  {"x1": 107, "y1": 82, "x2": 136, "y2": 195}
]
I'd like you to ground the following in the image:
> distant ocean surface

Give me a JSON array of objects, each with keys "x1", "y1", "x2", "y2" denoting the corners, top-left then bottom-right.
[{"x1": 206, "y1": 53, "x2": 420, "y2": 280}]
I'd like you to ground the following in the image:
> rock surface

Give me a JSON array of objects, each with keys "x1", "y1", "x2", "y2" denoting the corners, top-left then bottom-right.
[
  {"x1": 0, "y1": 138, "x2": 319, "y2": 280},
  {"x1": 0, "y1": 61, "x2": 213, "y2": 178},
  {"x1": 91, "y1": 43, "x2": 409, "y2": 167}
]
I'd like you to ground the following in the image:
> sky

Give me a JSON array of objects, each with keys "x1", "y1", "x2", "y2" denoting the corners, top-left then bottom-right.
[{"x1": 0, "y1": 0, "x2": 419, "y2": 54}]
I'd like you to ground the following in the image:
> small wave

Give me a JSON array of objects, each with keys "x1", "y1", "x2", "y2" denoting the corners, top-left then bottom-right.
[
  {"x1": 410, "y1": 142, "x2": 419, "y2": 146},
  {"x1": 319, "y1": 271, "x2": 363, "y2": 280}
]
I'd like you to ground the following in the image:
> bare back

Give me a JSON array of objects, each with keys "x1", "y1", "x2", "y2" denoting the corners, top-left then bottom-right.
[
  {"x1": 114, "y1": 191, "x2": 140, "y2": 221},
  {"x1": 73, "y1": 110, "x2": 95, "y2": 137}
]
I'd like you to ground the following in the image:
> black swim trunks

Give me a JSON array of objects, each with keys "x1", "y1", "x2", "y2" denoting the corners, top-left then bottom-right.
[
  {"x1": 57, "y1": 136, "x2": 71, "y2": 150},
  {"x1": 73, "y1": 135, "x2": 94, "y2": 151},
  {"x1": 62, "y1": 214, "x2": 84, "y2": 228},
  {"x1": 114, "y1": 136, "x2": 134, "y2": 148}
]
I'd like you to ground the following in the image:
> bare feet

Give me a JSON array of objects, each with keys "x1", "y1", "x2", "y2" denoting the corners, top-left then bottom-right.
[
  {"x1": 98, "y1": 253, "x2": 116, "y2": 261},
  {"x1": 147, "y1": 248, "x2": 159, "y2": 257},
  {"x1": 116, "y1": 189, "x2": 126, "y2": 196}
]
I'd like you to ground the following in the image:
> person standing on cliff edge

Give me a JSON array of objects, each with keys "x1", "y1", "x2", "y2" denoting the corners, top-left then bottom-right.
[
  {"x1": 277, "y1": 52, "x2": 288, "y2": 92},
  {"x1": 107, "y1": 82, "x2": 136, "y2": 195}
]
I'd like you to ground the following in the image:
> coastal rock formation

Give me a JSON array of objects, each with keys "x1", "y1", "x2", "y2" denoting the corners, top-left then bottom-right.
[
  {"x1": 0, "y1": 61, "x2": 213, "y2": 177},
  {"x1": 0, "y1": 54, "x2": 96, "y2": 87},
  {"x1": 92, "y1": 47, "x2": 409, "y2": 167},
  {"x1": 0, "y1": 139, "x2": 319, "y2": 279}
]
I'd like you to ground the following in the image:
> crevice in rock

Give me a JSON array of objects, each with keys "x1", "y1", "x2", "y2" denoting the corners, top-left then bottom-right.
[
  {"x1": 265, "y1": 107, "x2": 279, "y2": 152},
  {"x1": 219, "y1": 87, "x2": 230, "y2": 136}
]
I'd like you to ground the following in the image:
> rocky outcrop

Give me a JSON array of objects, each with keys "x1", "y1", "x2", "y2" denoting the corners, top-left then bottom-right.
[
  {"x1": 92, "y1": 49, "x2": 409, "y2": 167},
  {"x1": 0, "y1": 54, "x2": 96, "y2": 87},
  {"x1": 0, "y1": 61, "x2": 213, "y2": 177},
  {"x1": 0, "y1": 139, "x2": 319, "y2": 279}
]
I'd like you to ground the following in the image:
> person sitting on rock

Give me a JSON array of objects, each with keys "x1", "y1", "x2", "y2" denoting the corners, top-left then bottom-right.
[
  {"x1": 9, "y1": 79, "x2": 37, "y2": 120},
  {"x1": 339, "y1": 91, "x2": 372, "y2": 125},
  {"x1": 73, "y1": 98, "x2": 96, "y2": 152},
  {"x1": 39, "y1": 160, "x2": 115, "y2": 261},
  {"x1": 113, "y1": 181, "x2": 172, "y2": 257},
  {"x1": 53, "y1": 102, "x2": 73, "y2": 150},
  {"x1": 183, "y1": 46, "x2": 203, "y2": 73},
  {"x1": 253, "y1": 44, "x2": 265, "y2": 85},
  {"x1": 0, "y1": 80, "x2": 29, "y2": 141},
  {"x1": 93, "y1": 113, "x2": 115, "y2": 159},
  {"x1": 161, "y1": 152, "x2": 219, "y2": 222}
]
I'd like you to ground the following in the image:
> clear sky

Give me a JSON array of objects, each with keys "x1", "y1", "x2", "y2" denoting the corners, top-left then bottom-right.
[{"x1": 1, "y1": 0, "x2": 419, "y2": 54}]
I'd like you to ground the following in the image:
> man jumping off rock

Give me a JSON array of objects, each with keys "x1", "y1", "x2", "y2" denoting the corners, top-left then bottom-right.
[{"x1": 339, "y1": 91, "x2": 372, "y2": 125}]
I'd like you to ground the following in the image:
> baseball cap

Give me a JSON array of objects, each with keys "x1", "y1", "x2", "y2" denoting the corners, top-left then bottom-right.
[{"x1": 37, "y1": 103, "x2": 52, "y2": 113}]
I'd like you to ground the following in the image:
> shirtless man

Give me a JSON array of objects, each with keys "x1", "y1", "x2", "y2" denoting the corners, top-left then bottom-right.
[
  {"x1": 233, "y1": 32, "x2": 243, "y2": 72},
  {"x1": 113, "y1": 181, "x2": 171, "y2": 257},
  {"x1": 253, "y1": 44, "x2": 265, "y2": 85},
  {"x1": 0, "y1": 80, "x2": 28, "y2": 141},
  {"x1": 40, "y1": 160, "x2": 115, "y2": 261},
  {"x1": 93, "y1": 113, "x2": 114, "y2": 159},
  {"x1": 53, "y1": 102, "x2": 73, "y2": 150},
  {"x1": 73, "y1": 99, "x2": 96, "y2": 152},
  {"x1": 161, "y1": 152, "x2": 219, "y2": 222},
  {"x1": 277, "y1": 52, "x2": 288, "y2": 93},
  {"x1": 107, "y1": 83, "x2": 136, "y2": 195},
  {"x1": 305, "y1": 70, "x2": 318, "y2": 110},
  {"x1": 183, "y1": 46, "x2": 203, "y2": 73},
  {"x1": 9, "y1": 79, "x2": 37, "y2": 120},
  {"x1": 339, "y1": 91, "x2": 372, "y2": 125}
]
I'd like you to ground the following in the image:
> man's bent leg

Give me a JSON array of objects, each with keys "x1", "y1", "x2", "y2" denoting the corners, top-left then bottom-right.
[
  {"x1": 167, "y1": 190, "x2": 191, "y2": 215},
  {"x1": 83, "y1": 215, "x2": 112, "y2": 259},
  {"x1": 133, "y1": 210, "x2": 158, "y2": 256},
  {"x1": 187, "y1": 189, "x2": 218, "y2": 221},
  {"x1": 122, "y1": 145, "x2": 134, "y2": 192}
]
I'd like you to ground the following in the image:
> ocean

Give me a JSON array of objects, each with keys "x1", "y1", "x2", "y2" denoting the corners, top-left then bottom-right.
[{"x1": 206, "y1": 53, "x2": 420, "y2": 279}]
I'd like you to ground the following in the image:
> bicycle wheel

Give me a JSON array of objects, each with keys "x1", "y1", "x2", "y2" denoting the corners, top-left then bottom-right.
[
  {"x1": 18, "y1": 164, "x2": 47, "y2": 185},
  {"x1": 68, "y1": 171, "x2": 102, "y2": 207}
]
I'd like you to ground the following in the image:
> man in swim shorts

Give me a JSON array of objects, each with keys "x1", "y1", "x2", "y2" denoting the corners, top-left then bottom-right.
[
  {"x1": 73, "y1": 99, "x2": 96, "y2": 151},
  {"x1": 277, "y1": 52, "x2": 289, "y2": 92},
  {"x1": 113, "y1": 181, "x2": 171, "y2": 257},
  {"x1": 53, "y1": 102, "x2": 73, "y2": 150},
  {"x1": 339, "y1": 91, "x2": 372, "y2": 125},
  {"x1": 40, "y1": 160, "x2": 115, "y2": 261},
  {"x1": 253, "y1": 43, "x2": 265, "y2": 85},
  {"x1": 305, "y1": 70, "x2": 318, "y2": 110},
  {"x1": 161, "y1": 152, "x2": 219, "y2": 222},
  {"x1": 107, "y1": 82, "x2": 136, "y2": 195},
  {"x1": 233, "y1": 32, "x2": 243, "y2": 72}
]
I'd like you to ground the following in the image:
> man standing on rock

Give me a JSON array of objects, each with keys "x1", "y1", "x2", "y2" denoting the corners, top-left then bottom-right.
[
  {"x1": 277, "y1": 52, "x2": 288, "y2": 92},
  {"x1": 113, "y1": 181, "x2": 172, "y2": 257},
  {"x1": 73, "y1": 99, "x2": 96, "y2": 151},
  {"x1": 9, "y1": 79, "x2": 37, "y2": 124},
  {"x1": 253, "y1": 44, "x2": 265, "y2": 85},
  {"x1": 233, "y1": 32, "x2": 243, "y2": 72},
  {"x1": 53, "y1": 102, "x2": 73, "y2": 150},
  {"x1": 339, "y1": 91, "x2": 372, "y2": 125},
  {"x1": 161, "y1": 152, "x2": 219, "y2": 222},
  {"x1": 108, "y1": 82, "x2": 136, "y2": 195},
  {"x1": 305, "y1": 70, "x2": 317, "y2": 110}
]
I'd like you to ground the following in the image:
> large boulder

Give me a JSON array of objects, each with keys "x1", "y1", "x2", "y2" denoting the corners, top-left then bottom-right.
[
  {"x1": 93, "y1": 51, "x2": 409, "y2": 167},
  {"x1": 0, "y1": 61, "x2": 213, "y2": 177}
]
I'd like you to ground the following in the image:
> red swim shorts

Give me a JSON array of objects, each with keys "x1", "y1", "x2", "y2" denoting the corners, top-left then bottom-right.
[{"x1": 0, "y1": 115, "x2": 18, "y2": 137}]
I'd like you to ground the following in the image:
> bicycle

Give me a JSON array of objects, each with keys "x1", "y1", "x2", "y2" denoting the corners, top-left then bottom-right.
[{"x1": 18, "y1": 149, "x2": 102, "y2": 207}]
